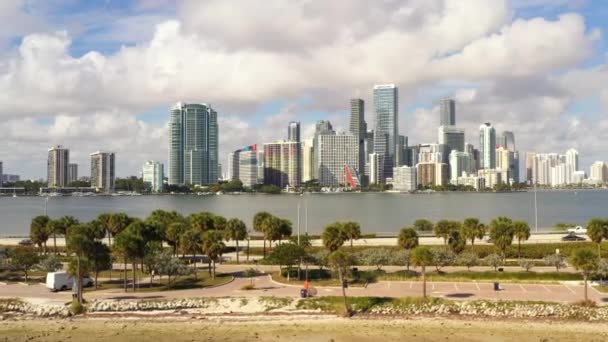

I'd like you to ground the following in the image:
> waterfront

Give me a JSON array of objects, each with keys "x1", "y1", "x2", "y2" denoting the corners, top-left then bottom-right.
[{"x1": 0, "y1": 190, "x2": 605, "y2": 236}]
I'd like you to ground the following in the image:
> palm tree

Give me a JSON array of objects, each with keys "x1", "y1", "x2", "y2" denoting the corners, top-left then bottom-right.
[
  {"x1": 489, "y1": 217, "x2": 514, "y2": 259},
  {"x1": 30, "y1": 215, "x2": 50, "y2": 254},
  {"x1": 512, "y1": 221, "x2": 530, "y2": 258},
  {"x1": 413, "y1": 219, "x2": 434, "y2": 232},
  {"x1": 433, "y1": 220, "x2": 453, "y2": 250},
  {"x1": 342, "y1": 222, "x2": 361, "y2": 248},
  {"x1": 113, "y1": 223, "x2": 146, "y2": 292},
  {"x1": 570, "y1": 248, "x2": 599, "y2": 302},
  {"x1": 411, "y1": 246, "x2": 434, "y2": 298},
  {"x1": 180, "y1": 228, "x2": 202, "y2": 279},
  {"x1": 277, "y1": 218, "x2": 292, "y2": 244},
  {"x1": 253, "y1": 212, "x2": 273, "y2": 258},
  {"x1": 166, "y1": 222, "x2": 187, "y2": 256},
  {"x1": 107, "y1": 213, "x2": 132, "y2": 246},
  {"x1": 322, "y1": 222, "x2": 346, "y2": 252},
  {"x1": 586, "y1": 218, "x2": 607, "y2": 258},
  {"x1": 213, "y1": 215, "x2": 227, "y2": 231},
  {"x1": 397, "y1": 227, "x2": 419, "y2": 250},
  {"x1": 47, "y1": 219, "x2": 62, "y2": 255},
  {"x1": 202, "y1": 230, "x2": 225, "y2": 279},
  {"x1": 224, "y1": 218, "x2": 247, "y2": 264},
  {"x1": 327, "y1": 250, "x2": 356, "y2": 316},
  {"x1": 461, "y1": 218, "x2": 484, "y2": 246},
  {"x1": 66, "y1": 224, "x2": 95, "y2": 303}
]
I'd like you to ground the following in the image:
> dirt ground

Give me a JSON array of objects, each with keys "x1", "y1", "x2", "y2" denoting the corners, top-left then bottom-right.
[{"x1": 2, "y1": 315, "x2": 608, "y2": 342}]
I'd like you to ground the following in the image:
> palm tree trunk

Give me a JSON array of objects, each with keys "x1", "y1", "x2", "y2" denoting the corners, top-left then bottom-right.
[
  {"x1": 263, "y1": 239, "x2": 266, "y2": 258},
  {"x1": 193, "y1": 253, "x2": 197, "y2": 280},
  {"x1": 246, "y1": 238, "x2": 250, "y2": 262},
  {"x1": 598, "y1": 243, "x2": 602, "y2": 259},
  {"x1": 53, "y1": 233, "x2": 57, "y2": 255},
  {"x1": 95, "y1": 270, "x2": 99, "y2": 289},
  {"x1": 77, "y1": 256, "x2": 82, "y2": 304},
  {"x1": 422, "y1": 266, "x2": 427, "y2": 298},
  {"x1": 236, "y1": 240, "x2": 240, "y2": 264},
  {"x1": 339, "y1": 271, "x2": 349, "y2": 316},
  {"x1": 518, "y1": 240, "x2": 521, "y2": 259},
  {"x1": 584, "y1": 275, "x2": 588, "y2": 302},
  {"x1": 212, "y1": 260, "x2": 216, "y2": 279},
  {"x1": 350, "y1": 239, "x2": 353, "y2": 249},
  {"x1": 123, "y1": 259, "x2": 127, "y2": 292},
  {"x1": 132, "y1": 263, "x2": 136, "y2": 292}
]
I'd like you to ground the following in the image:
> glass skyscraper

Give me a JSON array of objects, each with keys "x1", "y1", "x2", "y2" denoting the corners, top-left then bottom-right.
[
  {"x1": 440, "y1": 98, "x2": 456, "y2": 126},
  {"x1": 373, "y1": 84, "x2": 398, "y2": 181},
  {"x1": 479, "y1": 122, "x2": 496, "y2": 169},
  {"x1": 169, "y1": 102, "x2": 219, "y2": 186}
]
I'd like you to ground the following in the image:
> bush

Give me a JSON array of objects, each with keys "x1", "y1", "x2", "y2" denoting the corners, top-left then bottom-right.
[
  {"x1": 241, "y1": 284, "x2": 255, "y2": 291},
  {"x1": 70, "y1": 300, "x2": 85, "y2": 315},
  {"x1": 484, "y1": 254, "x2": 503, "y2": 271},
  {"x1": 518, "y1": 259, "x2": 535, "y2": 272},
  {"x1": 456, "y1": 252, "x2": 479, "y2": 270},
  {"x1": 243, "y1": 268, "x2": 259, "y2": 277},
  {"x1": 431, "y1": 249, "x2": 454, "y2": 272}
]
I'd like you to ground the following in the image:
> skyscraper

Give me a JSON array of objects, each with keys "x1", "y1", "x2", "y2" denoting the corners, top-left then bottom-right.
[
  {"x1": 263, "y1": 141, "x2": 301, "y2": 188},
  {"x1": 499, "y1": 131, "x2": 516, "y2": 151},
  {"x1": 143, "y1": 160, "x2": 164, "y2": 192},
  {"x1": 449, "y1": 151, "x2": 472, "y2": 183},
  {"x1": 313, "y1": 120, "x2": 335, "y2": 179},
  {"x1": 439, "y1": 98, "x2": 456, "y2": 126},
  {"x1": 590, "y1": 161, "x2": 608, "y2": 183},
  {"x1": 90, "y1": 151, "x2": 115, "y2": 193},
  {"x1": 350, "y1": 99, "x2": 366, "y2": 175},
  {"x1": 393, "y1": 166, "x2": 417, "y2": 192},
  {"x1": 565, "y1": 148, "x2": 579, "y2": 184},
  {"x1": 318, "y1": 133, "x2": 359, "y2": 187},
  {"x1": 168, "y1": 102, "x2": 219, "y2": 186},
  {"x1": 479, "y1": 123, "x2": 496, "y2": 169},
  {"x1": 229, "y1": 145, "x2": 259, "y2": 187},
  {"x1": 288, "y1": 121, "x2": 300, "y2": 142},
  {"x1": 373, "y1": 84, "x2": 398, "y2": 180},
  {"x1": 302, "y1": 138, "x2": 314, "y2": 183},
  {"x1": 68, "y1": 163, "x2": 78, "y2": 184},
  {"x1": 48, "y1": 145, "x2": 69, "y2": 188},
  {"x1": 0, "y1": 161, "x2": 3, "y2": 187},
  {"x1": 438, "y1": 126, "x2": 465, "y2": 154}
]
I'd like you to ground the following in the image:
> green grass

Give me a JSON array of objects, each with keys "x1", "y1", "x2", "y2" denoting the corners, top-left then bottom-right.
[
  {"x1": 271, "y1": 269, "x2": 373, "y2": 287},
  {"x1": 378, "y1": 270, "x2": 582, "y2": 283},
  {"x1": 593, "y1": 285, "x2": 608, "y2": 293},
  {"x1": 87, "y1": 273, "x2": 232, "y2": 292},
  {"x1": 296, "y1": 296, "x2": 447, "y2": 315}
]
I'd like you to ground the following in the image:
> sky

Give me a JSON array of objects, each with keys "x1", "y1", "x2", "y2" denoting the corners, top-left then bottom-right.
[{"x1": 0, "y1": 0, "x2": 607, "y2": 179}]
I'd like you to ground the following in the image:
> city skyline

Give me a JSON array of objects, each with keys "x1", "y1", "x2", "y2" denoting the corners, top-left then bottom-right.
[{"x1": 0, "y1": 1, "x2": 607, "y2": 178}]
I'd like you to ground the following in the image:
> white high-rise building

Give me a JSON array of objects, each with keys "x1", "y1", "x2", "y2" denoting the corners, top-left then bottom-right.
[
  {"x1": 302, "y1": 138, "x2": 314, "y2": 183},
  {"x1": 565, "y1": 148, "x2": 579, "y2": 184},
  {"x1": 393, "y1": 166, "x2": 416, "y2": 192},
  {"x1": 90, "y1": 151, "x2": 115, "y2": 193},
  {"x1": 143, "y1": 161, "x2": 164, "y2": 192},
  {"x1": 479, "y1": 123, "x2": 496, "y2": 169},
  {"x1": 590, "y1": 161, "x2": 608, "y2": 183},
  {"x1": 369, "y1": 153, "x2": 384, "y2": 184},
  {"x1": 48, "y1": 145, "x2": 70, "y2": 188},
  {"x1": 67, "y1": 164, "x2": 78, "y2": 184},
  {"x1": 318, "y1": 133, "x2": 359, "y2": 187},
  {"x1": 229, "y1": 145, "x2": 259, "y2": 187},
  {"x1": 449, "y1": 151, "x2": 472, "y2": 183}
]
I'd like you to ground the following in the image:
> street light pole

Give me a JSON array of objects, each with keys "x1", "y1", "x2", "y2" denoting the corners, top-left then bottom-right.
[{"x1": 534, "y1": 181, "x2": 538, "y2": 233}]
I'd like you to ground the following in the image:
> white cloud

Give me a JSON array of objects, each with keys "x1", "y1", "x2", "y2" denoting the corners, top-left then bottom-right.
[{"x1": 0, "y1": 0, "x2": 606, "y2": 178}]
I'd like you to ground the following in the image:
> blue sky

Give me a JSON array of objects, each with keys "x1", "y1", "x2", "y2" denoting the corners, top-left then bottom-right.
[{"x1": 0, "y1": 0, "x2": 607, "y2": 179}]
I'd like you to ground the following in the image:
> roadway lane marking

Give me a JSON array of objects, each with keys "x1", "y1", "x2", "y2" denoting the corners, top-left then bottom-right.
[
  {"x1": 519, "y1": 285, "x2": 527, "y2": 293},
  {"x1": 454, "y1": 283, "x2": 459, "y2": 291},
  {"x1": 474, "y1": 282, "x2": 480, "y2": 291},
  {"x1": 432, "y1": 283, "x2": 435, "y2": 290},
  {"x1": 564, "y1": 285, "x2": 576, "y2": 295},
  {"x1": 387, "y1": 282, "x2": 391, "y2": 289},
  {"x1": 409, "y1": 281, "x2": 413, "y2": 289},
  {"x1": 542, "y1": 285, "x2": 552, "y2": 293}
]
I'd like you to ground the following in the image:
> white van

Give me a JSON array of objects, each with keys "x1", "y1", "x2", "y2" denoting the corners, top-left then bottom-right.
[{"x1": 46, "y1": 272, "x2": 93, "y2": 292}]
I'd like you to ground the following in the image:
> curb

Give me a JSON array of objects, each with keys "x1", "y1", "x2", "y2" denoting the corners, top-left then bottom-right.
[
  {"x1": 267, "y1": 274, "x2": 365, "y2": 290},
  {"x1": 203, "y1": 275, "x2": 235, "y2": 289}
]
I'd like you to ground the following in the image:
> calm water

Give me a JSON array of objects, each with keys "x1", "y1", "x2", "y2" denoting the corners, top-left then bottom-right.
[{"x1": 0, "y1": 190, "x2": 605, "y2": 236}]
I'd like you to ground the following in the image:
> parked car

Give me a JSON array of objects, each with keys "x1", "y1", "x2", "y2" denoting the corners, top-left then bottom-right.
[
  {"x1": 18, "y1": 239, "x2": 33, "y2": 246},
  {"x1": 562, "y1": 232, "x2": 586, "y2": 242},
  {"x1": 46, "y1": 271, "x2": 93, "y2": 292},
  {"x1": 567, "y1": 226, "x2": 587, "y2": 234}
]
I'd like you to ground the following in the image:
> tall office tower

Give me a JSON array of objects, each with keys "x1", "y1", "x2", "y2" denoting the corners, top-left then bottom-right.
[
  {"x1": 256, "y1": 151, "x2": 265, "y2": 184},
  {"x1": 302, "y1": 138, "x2": 314, "y2": 183},
  {"x1": 525, "y1": 152, "x2": 536, "y2": 184},
  {"x1": 512, "y1": 151, "x2": 520, "y2": 183},
  {"x1": 373, "y1": 84, "x2": 398, "y2": 180},
  {"x1": 395, "y1": 135, "x2": 408, "y2": 166},
  {"x1": 263, "y1": 141, "x2": 301, "y2": 188},
  {"x1": 392, "y1": 166, "x2": 417, "y2": 191},
  {"x1": 350, "y1": 99, "x2": 366, "y2": 175},
  {"x1": 407, "y1": 145, "x2": 420, "y2": 167},
  {"x1": 67, "y1": 163, "x2": 78, "y2": 184},
  {"x1": 439, "y1": 98, "x2": 456, "y2": 126},
  {"x1": 90, "y1": 151, "x2": 115, "y2": 193},
  {"x1": 0, "y1": 161, "x2": 3, "y2": 187},
  {"x1": 143, "y1": 160, "x2": 164, "y2": 192},
  {"x1": 417, "y1": 143, "x2": 445, "y2": 163},
  {"x1": 590, "y1": 161, "x2": 608, "y2": 183},
  {"x1": 479, "y1": 123, "x2": 496, "y2": 169},
  {"x1": 318, "y1": 133, "x2": 359, "y2": 187},
  {"x1": 449, "y1": 151, "x2": 472, "y2": 183},
  {"x1": 499, "y1": 131, "x2": 516, "y2": 151},
  {"x1": 228, "y1": 145, "x2": 258, "y2": 187},
  {"x1": 168, "y1": 102, "x2": 219, "y2": 186},
  {"x1": 416, "y1": 162, "x2": 449, "y2": 187},
  {"x1": 288, "y1": 121, "x2": 301, "y2": 142},
  {"x1": 496, "y1": 146, "x2": 514, "y2": 183},
  {"x1": 313, "y1": 120, "x2": 335, "y2": 179},
  {"x1": 368, "y1": 153, "x2": 384, "y2": 185},
  {"x1": 438, "y1": 126, "x2": 465, "y2": 154},
  {"x1": 48, "y1": 145, "x2": 69, "y2": 188},
  {"x1": 565, "y1": 148, "x2": 579, "y2": 184}
]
